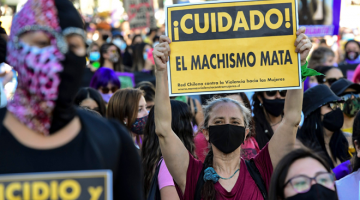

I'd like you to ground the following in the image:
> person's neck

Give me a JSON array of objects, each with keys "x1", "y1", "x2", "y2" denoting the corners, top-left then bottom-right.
[
  {"x1": 323, "y1": 128, "x2": 333, "y2": 145},
  {"x1": 264, "y1": 108, "x2": 282, "y2": 125},
  {"x1": 342, "y1": 114, "x2": 354, "y2": 130},
  {"x1": 212, "y1": 147, "x2": 240, "y2": 176},
  {"x1": 4, "y1": 111, "x2": 81, "y2": 149},
  {"x1": 102, "y1": 60, "x2": 114, "y2": 70}
]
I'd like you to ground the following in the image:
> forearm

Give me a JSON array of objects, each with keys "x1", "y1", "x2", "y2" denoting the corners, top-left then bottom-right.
[
  {"x1": 155, "y1": 70, "x2": 172, "y2": 136},
  {"x1": 269, "y1": 77, "x2": 304, "y2": 168},
  {"x1": 283, "y1": 88, "x2": 303, "y2": 126}
]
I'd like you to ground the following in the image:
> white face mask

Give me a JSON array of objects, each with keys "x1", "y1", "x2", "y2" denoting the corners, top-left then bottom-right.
[{"x1": 113, "y1": 38, "x2": 127, "y2": 51}]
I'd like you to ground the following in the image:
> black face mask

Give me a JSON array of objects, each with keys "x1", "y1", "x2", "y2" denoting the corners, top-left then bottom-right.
[
  {"x1": 345, "y1": 51, "x2": 359, "y2": 61},
  {"x1": 322, "y1": 108, "x2": 344, "y2": 132},
  {"x1": 49, "y1": 51, "x2": 86, "y2": 133},
  {"x1": 102, "y1": 34, "x2": 109, "y2": 41},
  {"x1": 286, "y1": 184, "x2": 337, "y2": 200},
  {"x1": 262, "y1": 98, "x2": 285, "y2": 117},
  {"x1": 209, "y1": 124, "x2": 245, "y2": 154}
]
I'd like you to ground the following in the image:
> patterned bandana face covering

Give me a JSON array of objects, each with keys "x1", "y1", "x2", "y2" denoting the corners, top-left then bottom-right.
[
  {"x1": 131, "y1": 115, "x2": 148, "y2": 135},
  {"x1": 7, "y1": 42, "x2": 64, "y2": 134},
  {"x1": 6, "y1": 0, "x2": 65, "y2": 135}
]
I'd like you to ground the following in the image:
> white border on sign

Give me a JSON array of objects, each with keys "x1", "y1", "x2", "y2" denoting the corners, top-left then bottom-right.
[{"x1": 165, "y1": 0, "x2": 302, "y2": 96}]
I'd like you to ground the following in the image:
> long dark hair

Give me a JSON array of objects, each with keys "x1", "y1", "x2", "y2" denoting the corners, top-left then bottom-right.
[
  {"x1": 252, "y1": 92, "x2": 274, "y2": 149},
  {"x1": 74, "y1": 87, "x2": 107, "y2": 117},
  {"x1": 201, "y1": 98, "x2": 251, "y2": 200},
  {"x1": 100, "y1": 43, "x2": 123, "y2": 72},
  {"x1": 268, "y1": 148, "x2": 333, "y2": 200},
  {"x1": 352, "y1": 111, "x2": 360, "y2": 172},
  {"x1": 132, "y1": 34, "x2": 143, "y2": 45},
  {"x1": 132, "y1": 42, "x2": 151, "y2": 72},
  {"x1": 297, "y1": 108, "x2": 350, "y2": 168},
  {"x1": 141, "y1": 100, "x2": 196, "y2": 197}
]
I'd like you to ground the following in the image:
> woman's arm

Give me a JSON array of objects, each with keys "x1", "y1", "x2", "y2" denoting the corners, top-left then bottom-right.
[
  {"x1": 153, "y1": 36, "x2": 189, "y2": 193},
  {"x1": 160, "y1": 186, "x2": 180, "y2": 200},
  {"x1": 269, "y1": 27, "x2": 312, "y2": 168}
]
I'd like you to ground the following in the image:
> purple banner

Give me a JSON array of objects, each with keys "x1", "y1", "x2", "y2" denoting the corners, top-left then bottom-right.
[{"x1": 299, "y1": 0, "x2": 341, "y2": 36}]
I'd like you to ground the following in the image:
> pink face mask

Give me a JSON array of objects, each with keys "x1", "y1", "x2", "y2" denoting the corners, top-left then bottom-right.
[{"x1": 7, "y1": 41, "x2": 64, "y2": 135}]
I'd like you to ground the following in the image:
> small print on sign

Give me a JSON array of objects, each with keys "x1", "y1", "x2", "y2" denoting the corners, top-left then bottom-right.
[
  {"x1": 165, "y1": 0, "x2": 301, "y2": 96},
  {"x1": 0, "y1": 170, "x2": 112, "y2": 200}
]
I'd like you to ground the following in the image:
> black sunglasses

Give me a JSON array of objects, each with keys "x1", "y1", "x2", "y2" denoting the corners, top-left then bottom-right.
[
  {"x1": 101, "y1": 86, "x2": 119, "y2": 94},
  {"x1": 319, "y1": 77, "x2": 343, "y2": 86},
  {"x1": 265, "y1": 90, "x2": 287, "y2": 97},
  {"x1": 325, "y1": 78, "x2": 341, "y2": 86}
]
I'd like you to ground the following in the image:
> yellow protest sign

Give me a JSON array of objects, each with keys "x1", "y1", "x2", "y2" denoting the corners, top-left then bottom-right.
[
  {"x1": 165, "y1": 0, "x2": 301, "y2": 96},
  {"x1": 0, "y1": 170, "x2": 112, "y2": 200}
]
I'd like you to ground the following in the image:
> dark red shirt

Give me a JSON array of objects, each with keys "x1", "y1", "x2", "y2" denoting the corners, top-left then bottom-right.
[{"x1": 176, "y1": 144, "x2": 273, "y2": 200}]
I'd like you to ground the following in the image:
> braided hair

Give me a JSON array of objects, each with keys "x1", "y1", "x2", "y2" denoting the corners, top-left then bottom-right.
[{"x1": 201, "y1": 98, "x2": 251, "y2": 200}]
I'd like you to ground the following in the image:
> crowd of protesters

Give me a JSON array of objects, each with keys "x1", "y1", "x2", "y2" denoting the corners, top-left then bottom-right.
[{"x1": 0, "y1": 0, "x2": 359, "y2": 200}]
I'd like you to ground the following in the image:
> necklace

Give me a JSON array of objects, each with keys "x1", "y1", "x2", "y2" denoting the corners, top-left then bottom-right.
[{"x1": 203, "y1": 167, "x2": 240, "y2": 183}]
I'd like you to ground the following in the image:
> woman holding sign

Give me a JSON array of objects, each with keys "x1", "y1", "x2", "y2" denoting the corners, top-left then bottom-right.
[
  {"x1": 153, "y1": 27, "x2": 311, "y2": 200},
  {"x1": 0, "y1": 0, "x2": 142, "y2": 199}
]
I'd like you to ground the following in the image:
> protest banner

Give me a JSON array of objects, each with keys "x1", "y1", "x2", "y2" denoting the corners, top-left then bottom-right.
[
  {"x1": 298, "y1": 0, "x2": 341, "y2": 36},
  {"x1": 165, "y1": 0, "x2": 301, "y2": 96},
  {"x1": 126, "y1": 0, "x2": 157, "y2": 30},
  {"x1": 0, "y1": 170, "x2": 112, "y2": 200}
]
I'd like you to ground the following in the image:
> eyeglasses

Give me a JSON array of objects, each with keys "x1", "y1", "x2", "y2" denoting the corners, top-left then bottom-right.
[
  {"x1": 101, "y1": 86, "x2": 119, "y2": 94},
  {"x1": 284, "y1": 172, "x2": 335, "y2": 194},
  {"x1": 265, "y1": 90, "x2": 287, "y2": 97},
  {"x1": 328, "y1": 102, "x2": 344, "y2": 110},
  {"x1": 340, "y1": 93, "x2": 360, "y2": 101}
]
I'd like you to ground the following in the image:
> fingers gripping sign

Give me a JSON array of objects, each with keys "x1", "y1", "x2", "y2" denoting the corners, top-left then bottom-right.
[
  {"x1": 295, "y1": 27, "x2": 312, "y2": 65},
  {"x1": 153, "y1": 36, "x2": 172, "y2": 72}
]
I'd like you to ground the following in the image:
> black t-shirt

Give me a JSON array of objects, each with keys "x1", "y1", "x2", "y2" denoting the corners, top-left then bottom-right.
[
  {"x1": 80, "y1": 67, "x2": 95, "y2": 88},
  {"x1": 0, "y1": 108, "x2": 143, "y2": 200}
]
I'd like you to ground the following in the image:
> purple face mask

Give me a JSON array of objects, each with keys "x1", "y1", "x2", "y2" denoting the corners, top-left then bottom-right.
[
  {"x1": 101, "y1": 93, "x2": 113, "y2": 103},
  {"x1": 131, "y1": 115, "x2": 148, "y2": 135},
  {"x1": 309, "y1": 82, "x2": 318, "y2": 88}
]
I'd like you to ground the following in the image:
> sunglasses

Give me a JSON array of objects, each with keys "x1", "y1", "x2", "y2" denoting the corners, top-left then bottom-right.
[
  {"x1": 327, "y1": 102, "x2": 344, "y2": 111},
  {"x1": 320, "y1": 77, "x2": 342, "y2": 86},
  {"x1": 340, "y1": 93, "x2": 360, "y2": 101},
  {"x1": 284, "y1": 172, "x2": 335, "y2": 194},
  {"x1": 101, "y1": 86, "x2": 119, "y2": 94},
  {"x1": 265, "y1": 90, "x2": 287, "y2": 97}
]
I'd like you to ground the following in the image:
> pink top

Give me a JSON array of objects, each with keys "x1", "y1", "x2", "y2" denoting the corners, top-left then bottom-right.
[
  {"x1": 194, "y1": 131, "x2": 209, "y2": 162},
  {"x1": 176, "y1": 144, "x2": 273, "y2": 200},
  {"x1": 158, "y1": 160, "x2": 175, "y2": 190},
  {"x1": 241, "y1": 137, "x2": 260, "y2": 160}
]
